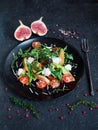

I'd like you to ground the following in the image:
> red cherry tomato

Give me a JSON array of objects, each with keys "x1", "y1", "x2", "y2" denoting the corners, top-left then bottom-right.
[
  {"x1": 48, "y1": 76, "x2": 55, "y2": 81},
  {"x1": 50, "y1": 79, "x2": 60, "y2": 88},
  {"x1": 36, "y1": 80, "x2": 47, "y2": 89},
  {"x1": 19, "y1": 76, "x2": 29, "y2": 85},
  {"x1": 62, "y1": 73, "x2": 75, "y2": 83},
  {"x1": 32, "y1": 41, "x2": 41, "y2": 49}
]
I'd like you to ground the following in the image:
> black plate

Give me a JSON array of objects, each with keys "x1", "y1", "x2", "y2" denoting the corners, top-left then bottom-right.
[{"x1": 4, "y1": 37, "x2": 84, "y2": 100}]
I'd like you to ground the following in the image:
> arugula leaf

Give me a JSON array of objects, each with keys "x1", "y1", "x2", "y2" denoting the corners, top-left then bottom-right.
[
  {"x1": 31, "y1": 49, "x2": 39, "y2": 60},
  {"x1": 64, "y1": 52, "x2": 74, "y2": 64},
  {"x1": 63, "y1": 46, "x2": 67, "y2": 51},
  {"x1": 26, "y1": 63, "x2": 37, "y2": 84},
  {"x1": 65, "y1": 52, "x2": 73, "y2": 60},
  {"x1": 51, "y1": 68, "x2": 62, "y2": 80},
  {"x1": 18, "y1": 48, "x2": 32, "y2": 58}
]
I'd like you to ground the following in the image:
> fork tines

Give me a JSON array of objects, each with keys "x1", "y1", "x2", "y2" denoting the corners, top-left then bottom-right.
[{"x1": 81, "y1": 39, "x2": 89, "y2": 52}]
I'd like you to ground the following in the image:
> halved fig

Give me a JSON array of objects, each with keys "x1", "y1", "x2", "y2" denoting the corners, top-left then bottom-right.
[
  {"x1": 14, "y1": 20, "x2": 32, "y2": 41},
  {"x1": 31, "y1": 17, "x2": 48, "y2": 36}
]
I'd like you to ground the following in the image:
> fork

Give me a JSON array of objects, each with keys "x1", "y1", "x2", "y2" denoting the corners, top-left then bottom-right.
[{"x1": 81, "y1": 38, "x2": 94, "y2": 96}]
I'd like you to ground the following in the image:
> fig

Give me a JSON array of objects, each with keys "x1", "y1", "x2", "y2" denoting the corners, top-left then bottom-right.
[
  {"x1": 14, "y1": 20, "x2": 32, "y2": 41},
  {"x1": 31, "y1": 17, "x2": 48, "y2": 36}
]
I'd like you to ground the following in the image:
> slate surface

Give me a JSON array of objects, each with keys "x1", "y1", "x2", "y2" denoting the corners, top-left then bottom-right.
[{"x1": 0, "y1": 0, "x2": 98, "y2": 130}]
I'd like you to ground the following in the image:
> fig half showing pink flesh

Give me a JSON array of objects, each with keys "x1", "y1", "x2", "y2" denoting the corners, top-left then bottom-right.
[
  {"x1": 31, "y1": 17, "x2": 48, "y2": 36},
  {"x1": 14, "y1": 20, "x2": 32, "y2": 41}
]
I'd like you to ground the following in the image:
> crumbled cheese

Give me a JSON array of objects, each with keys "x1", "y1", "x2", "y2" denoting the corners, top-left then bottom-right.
[
  {"x1": 52, "y1": 57, "x2": 61, "y2": 64},
  {"x1": 27, "y1": 57, "x2": 34, "y2": 64},
  {"x1": 65, "y1": 64, "x2": 72, "y2": 71},
  {"x1": 42, "y1": 68, "x2": 51, "y2": 77},
  {"x1": 17, "y1": 68, "x2": 24, "y2": 76}
]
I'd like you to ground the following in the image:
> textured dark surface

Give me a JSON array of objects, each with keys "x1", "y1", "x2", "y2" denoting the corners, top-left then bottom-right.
[{"x1": 0, "y1": 0, "x2": 98, "y2": 130}]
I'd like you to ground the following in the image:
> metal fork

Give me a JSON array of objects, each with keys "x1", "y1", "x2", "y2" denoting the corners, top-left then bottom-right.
[{"x1": 81, "y1": 38, "x2": 94, "y2": 96}]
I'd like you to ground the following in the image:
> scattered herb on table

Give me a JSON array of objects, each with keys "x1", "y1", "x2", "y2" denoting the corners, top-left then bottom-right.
[
  {"x1": 9, "y1": 96, "x2": 39, "y2": 119},
  {"x1": 68, "y1": 99, "x2": 98, "y2": 111}
]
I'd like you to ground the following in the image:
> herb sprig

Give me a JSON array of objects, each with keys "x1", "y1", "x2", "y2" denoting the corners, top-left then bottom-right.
[
  {"x1": 9, "y1": 96, "x2": 39, "y2": 119},
  {"x1": 68, "y1": 99, "x2": 98, "y2": 111}
]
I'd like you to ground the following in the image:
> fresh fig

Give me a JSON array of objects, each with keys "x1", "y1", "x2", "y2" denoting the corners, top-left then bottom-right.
[
  {"x1": 31, "y1": 17, "x2": 48, "y2": 36},
  {"x1": 14, "y1": 20, "x2": 32, "y2": 41}
]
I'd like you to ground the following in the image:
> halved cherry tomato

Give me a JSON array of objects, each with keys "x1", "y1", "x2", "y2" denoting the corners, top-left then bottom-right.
[
  {"x1": 18, "y1": 76, "x2": 29, "y2": 85},
  {"x1": 32, "y1": 41, "x2": 41, "y2": 49},
  {"x1": 50, "y1": 79, "x2": 60, "y2": 88},
  {"x1": 36, "y1": 80, "x2": 47, "y2": 89},
  {"x1": 37, "y1": 75, "x2": 50, "y2": 84},
  {"x1": 48, "y1": 75, "x2": 55, "y2": 81},
  {"x1": 62, "y1": 73, "x2": 75, "y2": 83}
]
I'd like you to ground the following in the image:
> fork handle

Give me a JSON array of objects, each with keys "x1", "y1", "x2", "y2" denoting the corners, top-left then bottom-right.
[{"x1": 86, "y1": 52, "x2": 94, "y2": 96}]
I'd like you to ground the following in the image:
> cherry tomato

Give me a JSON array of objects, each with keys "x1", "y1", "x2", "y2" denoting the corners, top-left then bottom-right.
[
  {"x1": 62, "y1": 73, "x2": 75, "y2": 83},
  {"x1": 36, "y1": 80, "x2": 47, "y2": 89},
  {"x1": 48, "y1": 76, "x2": 55, "y2": 81},
  {"x1": 50, "y1": 79, "x2": 60, "y2": 88},
  {"x1": 19, "y1": 76, "x2": 29, "y2": 85},
  {"x1": 32, "y1": 41, "x2": 41, "y2": 49},
  {"x1": 37, "y1": 75, "x2": 50, "y2": 84}
]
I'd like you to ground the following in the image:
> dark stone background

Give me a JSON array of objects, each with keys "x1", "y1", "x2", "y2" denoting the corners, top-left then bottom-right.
[{"x1": 0, "y1": 0, "x2": 98, "y2": 130}]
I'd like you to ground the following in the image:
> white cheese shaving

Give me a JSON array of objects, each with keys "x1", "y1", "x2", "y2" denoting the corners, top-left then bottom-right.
[
  {"x1": 65, "y1": 64, "x2": 72, "y2": 71},
  {"x1": 27, "y1": 57, "x2": 34, "y2": 64},
  {"x1": 42, "y1": 68, "x2": 51, "y2": 77},
  {"x1": 52, "y1": 57, "x2": 61, "y2": 64},
  {"x1": 17, "y1": 68, "x2": 24, "y2": 76}
]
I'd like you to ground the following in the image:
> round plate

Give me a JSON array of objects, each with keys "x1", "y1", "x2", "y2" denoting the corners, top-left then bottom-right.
[{"x1": 4, "y1": 37, "x2": 84, "y2": 100}]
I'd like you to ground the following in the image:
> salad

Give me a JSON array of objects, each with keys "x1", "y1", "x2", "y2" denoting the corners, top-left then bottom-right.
[{"x1": 11, "y1": 41, "x2": 76, "y2": 90}]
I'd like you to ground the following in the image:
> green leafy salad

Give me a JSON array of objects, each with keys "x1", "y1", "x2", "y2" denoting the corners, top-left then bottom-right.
[{"x1": 11, "y1": 41, "x2": 75, "y2": 90}]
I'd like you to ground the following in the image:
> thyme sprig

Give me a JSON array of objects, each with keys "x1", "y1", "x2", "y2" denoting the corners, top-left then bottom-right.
[
  {"x1": 9, "y1": 96, "x2": 39, "y2": 119},
  {"x1": 68, "y1": 99, "x2": 98, "y2": 111}
]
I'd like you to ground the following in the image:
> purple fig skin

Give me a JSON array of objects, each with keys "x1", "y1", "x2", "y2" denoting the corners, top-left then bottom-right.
[
  {"x1": 14, "y1": 20, "x2": 32, "y2": 41},
  {"x1": 31, "y1": 17, "x2": 48, "y2": 36}
]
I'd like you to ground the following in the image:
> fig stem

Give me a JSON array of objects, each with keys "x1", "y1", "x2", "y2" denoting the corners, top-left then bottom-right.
[
  {"x1": 19, "y1": 20, "x2": 24, "y2": 25},
  {"x1": 39, "y1": 16, "x2": 43, "y2": 21}
]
